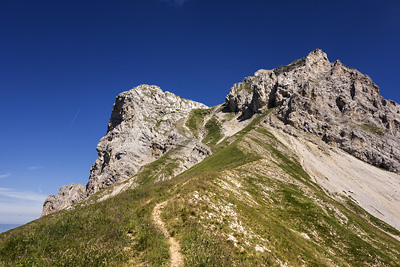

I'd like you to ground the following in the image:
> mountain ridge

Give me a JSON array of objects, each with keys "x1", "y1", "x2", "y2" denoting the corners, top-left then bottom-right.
[
  {"x1": 4, "y1": 49, "x2": 399, "y2": 266},
  {"x1": 43, "y1": 49, "x2": 399, "y2": 217}
]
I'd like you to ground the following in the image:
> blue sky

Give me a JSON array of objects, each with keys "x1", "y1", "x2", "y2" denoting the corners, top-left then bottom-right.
[{"x1": 1, "y1": 0, "x2": 399, "y2": 225}]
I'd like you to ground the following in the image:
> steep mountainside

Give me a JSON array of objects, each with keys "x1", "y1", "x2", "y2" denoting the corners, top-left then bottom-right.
[
  {"x1": 226, "y1": 49, "x2": 400, "y2": 172},
  {"x1": 42, "y1": 85, "x2": 210, "y2": 215},
  {"x1": 1, "y1": 49, "x2": 400, "y2": 266}
]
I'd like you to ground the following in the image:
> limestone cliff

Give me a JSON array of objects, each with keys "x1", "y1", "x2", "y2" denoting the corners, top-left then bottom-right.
[
  {"x1": 42, "y1": 85, "x2": 209, "y2": 216},
  {"x1": 225, "y1": 49, "x2": 400, "y2": 172}
]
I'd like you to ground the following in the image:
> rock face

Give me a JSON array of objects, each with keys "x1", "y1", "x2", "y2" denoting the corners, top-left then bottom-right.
[
  {"x1": 41, "y1": 183, "x2": 85, "y2": 216},
  {"x1": 42, "y1": 85, "x2": 209, "y2": 216},
  {"x1": 86, "y1": 85, "x2": 208, "y2": 194},
  {"x1": 225, "y1": 49, "x2": 400, "y2": 172}
]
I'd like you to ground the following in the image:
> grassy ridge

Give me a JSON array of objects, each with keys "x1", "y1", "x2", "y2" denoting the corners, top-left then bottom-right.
[
  {"x1": 1, "y1": 110, "x2": 400, "y2": 266},
  {"x1": 161, "y1": 116, "x2": 400, "y2": 266},
  {"x1": 0, "y1": 187, "x2": 165, "y2": 266}
]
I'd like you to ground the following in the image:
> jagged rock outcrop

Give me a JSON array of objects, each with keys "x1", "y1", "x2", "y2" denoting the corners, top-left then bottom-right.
[
  {"x1": 86, "y1": 85, "x2": 208, "y2": 194},
  {"x1": 225, "y1": 49, "x2": 400, "y2": 172},
  {"x1": 42, "y1": 85, "x2": 209, "y2": 216},
  {"x1": 41, "y1": 183, "x2": 85, "y2": 216}
]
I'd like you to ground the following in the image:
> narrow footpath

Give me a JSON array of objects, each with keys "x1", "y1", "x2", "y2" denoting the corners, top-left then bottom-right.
[{"x1": 151, "y1": 201, "x2": 184, "y2": 267}]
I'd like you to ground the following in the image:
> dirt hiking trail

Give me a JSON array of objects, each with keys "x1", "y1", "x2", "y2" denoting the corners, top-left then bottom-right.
[{"x1": 151, "y1": 201, "x2": 184, "y2": 267}]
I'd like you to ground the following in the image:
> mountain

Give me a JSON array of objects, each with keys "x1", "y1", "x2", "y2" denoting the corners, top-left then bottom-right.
[
  {"x1": 226, "y1": 49, "x2": 400, "y2": 172},
  {"x1": 1, "y1": 49, "x2": 400, "y2": 266},
  {"x1": 42, "y1": 85, "x2": 210, "y2": 215}
]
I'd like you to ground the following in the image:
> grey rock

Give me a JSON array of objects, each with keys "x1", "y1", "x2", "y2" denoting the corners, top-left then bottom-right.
[
  {"x1": 226, "y1": 49, "x2": 400, "y2": 172},
  {"x1": 225, "y1": 77, "x2": 253, "y2": 112},
  {"x1": 42, "y1": 183, "x2": 85, "y2": 216},
  {"x1": 42, "y1": 85, "x2": 208, "y2": 216},
  {"x1": 86, "y1": 85, "x2": 207, "y2": 195}
]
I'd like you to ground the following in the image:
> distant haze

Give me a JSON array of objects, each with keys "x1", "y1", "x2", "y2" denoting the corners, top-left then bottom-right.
[{"x1": 0, "y1": 224, "x2": 20, "y2": 234}]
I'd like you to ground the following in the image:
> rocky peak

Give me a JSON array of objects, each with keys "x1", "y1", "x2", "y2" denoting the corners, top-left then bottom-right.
[
  {"x1": 225, "y1": 49, "x2": 400, "y2": 172},
  {"x1": 87, "y1": 85, "x2": 208, "y2": 195},
  {"x1": 108, "y1": 85, "x2": 204, "y2": 131},
  {"x1": 42, "y1": 85, "x2": 209, "y2": 216},
  {"x1": 304, "y1": 48, "x2": 331, "y2": 73},
  {"x1": 41, "y1": 183, "x2": 85, "y2": 216}
]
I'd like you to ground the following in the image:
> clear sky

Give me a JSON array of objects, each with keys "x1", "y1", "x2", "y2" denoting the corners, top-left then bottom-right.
[{"x1": 1, "y1": 0, "x2": 399, "y2": 225}]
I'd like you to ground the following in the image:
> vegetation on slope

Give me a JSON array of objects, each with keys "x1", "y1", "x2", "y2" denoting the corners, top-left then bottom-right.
[
  {"x1": 159, "y1": 122, "x2": 400, "y2": 266},
  {"x1": 0, "y1": 184, "x2": 170, "y2": 266},
  {"x1": 135, "y1": 148, "x2": 182, "y2": 185},
  {"x1": 186, "y1": 106, "x2": 224, "y2": 148},
  {"x1": 185, "y1": 108, "x2": 211, "y2": 138},
  {"x1": 1, "y1": 110, "x2": 400, "y2": 266},
  {"x1": 202, "y1": 116, "x2": 223, "y2": 146}
]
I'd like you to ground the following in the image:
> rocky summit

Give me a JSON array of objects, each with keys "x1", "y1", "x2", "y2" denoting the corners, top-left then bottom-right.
[
  {"x1": 6, "y1": 49, "x2": 400, "y2": 266},
  {"x1": 42, "y1": 85, "x2": 210, "y2": 215},
  {"x1": 226, "y1": 49, "x2": 400, "y2": 172}
]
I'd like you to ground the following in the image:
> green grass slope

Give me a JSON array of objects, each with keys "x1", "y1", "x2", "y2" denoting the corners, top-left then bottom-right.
[{"x1": 1, "y1": 111, "x2": 400, "y2": 266}]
